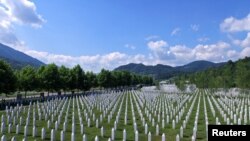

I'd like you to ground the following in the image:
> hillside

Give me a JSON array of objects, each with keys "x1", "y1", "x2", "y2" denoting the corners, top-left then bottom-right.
[
  {"x1": 175, "y1": 57, "x2": 250, "y2": 89},
  {"x1": 0, "y1": 43, "x2": 45, "y2": 69},
  {"x1": 175, "y1": 60, "x2": 226, "y2": 72},
  {"x1": 114, "y1": 60, "x2": 226, "y2": 79}
]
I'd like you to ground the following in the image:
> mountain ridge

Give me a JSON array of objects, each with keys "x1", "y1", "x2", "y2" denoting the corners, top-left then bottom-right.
[
  {"x1": 114, "y1": 60, "x2": 226, "y2": 80},
  {"x1": 0, "y1": 43, "x2": 45, "y2": 69}
]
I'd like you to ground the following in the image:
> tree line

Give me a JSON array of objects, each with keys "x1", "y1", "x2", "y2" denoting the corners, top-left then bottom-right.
[
  {"x1": 175, "y1": 57, "x2": 250, "y2": 90},
  {"x1": 0, "y1": 60, "x2": 154, "y2": 96}
]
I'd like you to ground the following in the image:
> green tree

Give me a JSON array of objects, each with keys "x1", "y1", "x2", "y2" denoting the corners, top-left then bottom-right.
[
  {"x1": 194, "y1": 72, "x2": 207, "y2": 88},
  {"x1": 36, "y1": 66, "x2": 45, "y2": 91},
  {"x1": 0, "y1": 60, "x2": 17, "y2": 96},
  {"x1": 235, "y1": 57, "x2": 250, "y2": 89},
  {"x1": 98, "y1": 69, "x2": 113, "y2": 88},
  {"x1": 223, "y1": 60, "x2": 235, "y2": 88},
  {"x1": 175, "y1": 75, "x2": 186, "y2": 91},
  {"x1": 131, "y1": 74, "x2": 140, "y2": 86},
  {"x1": 18, "y1": 66, "x2": 37, "y2": 98},
  {"x1": 59, "y1": 65, "x2": 71, "y2": 93},
  {"x1": 85, "y1": 71, "x2": 98, "y2": 90},
  {"x1": 111, "y1": 71, "x2": 122, "y2": 87},
  {"x1": 70, "y1": 65, "x2": 85, "y2": 91},
  {"x1": 39, "y1": 64, "x2": 60, "y2": 93},
  {"x1": 121, "y1": 71, "x2": 132, "y2": 86}
]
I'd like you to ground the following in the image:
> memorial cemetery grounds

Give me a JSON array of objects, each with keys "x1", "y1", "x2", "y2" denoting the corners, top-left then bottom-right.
[{"x1": 1, "y1": 88, "x2": 250, "y2": 141}]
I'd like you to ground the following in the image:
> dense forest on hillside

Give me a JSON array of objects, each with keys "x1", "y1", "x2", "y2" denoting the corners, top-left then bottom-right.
[
  {"x1": 175, "y1": 57, "x2": 250, "y2": 90},
  {"x1": 0, "y1": 60, "x2": 153, "y2": 96}
]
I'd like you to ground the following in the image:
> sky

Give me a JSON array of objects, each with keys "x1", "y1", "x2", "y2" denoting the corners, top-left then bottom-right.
[{"x1": 0, "y1": 0, "x2": 250, "y2": 72}]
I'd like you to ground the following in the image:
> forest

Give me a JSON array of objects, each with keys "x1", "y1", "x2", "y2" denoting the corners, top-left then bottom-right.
[
  {"x1": 175, "y1": 57, "x2": 250, "y2": 90},
  {"x1": 0, "y1": 60, "x2": 154, "y2": 96}
]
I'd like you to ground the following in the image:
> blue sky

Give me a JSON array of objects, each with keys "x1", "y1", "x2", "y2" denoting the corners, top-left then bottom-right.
[{"x1": 0, "y1": 0, "x2": 250, "y2": 72}]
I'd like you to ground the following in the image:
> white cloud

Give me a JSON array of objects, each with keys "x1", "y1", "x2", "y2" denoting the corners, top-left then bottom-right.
[
  {"x1": 220, "y1": 14, "x2": 250, "y2": 32},
  {"x1": 0, "y1": 0, "x2": 45, "y2": 49},
  {"x1": 147, "y1": 40, "x2": 175, "y2": 60},
  {"x1": 240, "y1": 47, "x2": 250, "y2": 58},
  {"x1": 170, "y1": 45, "x2": 193, "y2": 62},
  {"x1": 232, "y1": 32, "x2": 250, "y2": 48},
  {"x1": 171, "y1": 28, "x2": 180, "y2": 36},
  {"x1": 193, "y1": 42, "x2": 230, "y2": 62},
  {"x1": 148, "y1": 40, "x2": 168, "y2": 52},
  {"x1": 24, "y1": 49, "x2": 151, "y2": 72},
  {"x1": 124, "y1": 44, "x2": 136, "y2": 50},
  {"x1": 191, "y1": 24, "x2": 199, "y2": 31},
  {"x1": 165, "y1": 42, "x2": 232, "y2": 64},
  {"x1": 1, "y1": 0, "x2": 45, "y2": 27},
  {"x1": 0, "y1": 5, "x2": 11, "y2": 29},
  {"x1": 227, "y1": 50, "x2": 239, "y2": 59},
  {"x1": 146, "y1": 39, "x2": 241, "y2": 66}
]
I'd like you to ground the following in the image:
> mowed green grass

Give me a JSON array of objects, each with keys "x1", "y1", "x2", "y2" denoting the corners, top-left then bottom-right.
[{"x1": 0, "y1": 90, "x2": 248, "y2": 141}]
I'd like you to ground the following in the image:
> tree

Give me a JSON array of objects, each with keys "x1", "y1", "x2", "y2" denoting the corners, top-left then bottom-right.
[
  {"x1": 85, "y1": 71, "x2": 98, "y2": 90},
  {"x1": 131, "y1": 74, "x2": 139, "y2": 86},
  {"x1": 121, "y1": 71, "x2": 132, "y2": 86},
  {"x1": 18, "y1": 66, "x2": 37, "y2": 98},
  {"x1": 98, "y1": 69, "x2": 113, "y2": 88},
  {"x1": 193, "y1": 72, "x2": 207, "y2": 88},
  {"x1": 59, "y1": 65, "x2": 71, "y2": 93},
  {"x1": 142, "y1": 75, "x2": 153, "y2": 85},
  {"x1": 111, "y1": 71, "x2": 120, "y2": 87},
  {"x1": 70, "y1": 65, "x2": 85, "y2": 91},
  {"x1": 223, "y1": 60, "x2": 235, "y2": 88},
  {"x1": 235, "y1": 57, "x2": 250, "y2": 89},
  {"x1": 36, "y1": 65, "x2": 46, "y2": 91},
  {"x1": 0, "y1": 60, "x2": 17, "y2": 96},
  {"x1": 39, "y1": 64, "x2": 60, "y2": 93},
  {"x1": 175, "y1": 75, "x2": 186, "y2": 91}
]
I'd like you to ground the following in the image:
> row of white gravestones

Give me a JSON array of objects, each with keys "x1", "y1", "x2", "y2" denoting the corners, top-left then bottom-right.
[
  {"x1": 0, "y1": 92, "x2": 122, "y2": 139},
  {"x1": 222, "y1": 93, "x2": 248, "y2": 123},
  {"x1": 182, "y1": 93, "x2": 198, "y2": 130},
  {"x1": 4, "y1": 90, "x2": 243, "y2": 141},
  {"x1": 145, "y1": 90, "x2": 197, "y2": 136},
  {"x1": 207, "y1": 92, "x2": 249, "y2": 125},
  {"x1": 207, "y1": 95, "x2": 216, "y2": 117},
  {"x1": 124, "y1": 95, "x2": 128, "y2": 125},
  {"x1": 3, "y1": 92, "x2": 146, "y2": 138},
  {"x1": 1, "y1": 96, "x2": 76, "y2": 136},
  {"x1": 192, "y1": 95, "x2": 201, "y2": 140},
  {"x1": 137, "y1": 91, "x2": 194, "y2": 133},
  {"x1": 203, "y1": 90, "x2": 250, "y2": 136},
  {"x1": 135, "y1": 90, "x2": 241, "y2": 138},
  {"x1": 203, "y1": 93, "x2": 209, "y2": 140},
  {"x1": 134, "y1": 90, "x2": 198, "y2": 138}
]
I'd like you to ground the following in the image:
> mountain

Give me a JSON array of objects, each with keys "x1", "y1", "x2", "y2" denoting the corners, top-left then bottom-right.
[
  {"x1": 114, "y1": 60, "x2": 226, "y2": 80},
  {"x1": 175, "y1": 60, "x2": 226, "y2": 72},
  {"x1": 0, "y1": 43, "x2": 45, "y2": 69},
  {"x1": 115, "y1": 63, "x2": 174, "y2": 74}
]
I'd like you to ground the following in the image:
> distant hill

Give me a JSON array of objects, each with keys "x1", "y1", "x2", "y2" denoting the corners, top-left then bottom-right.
[
  {"x1": 0, "y1": 43, "x2": 45, "y2": 69},
  {"x1": 175, "y1": 57, "x2": 250, "y2": 89},
  {"x1": 175, "y1": 60, "x2": 225, "y2": 72},
  {"x1": 114, "y1": 60, "x2": 226, "y2": 80}
]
